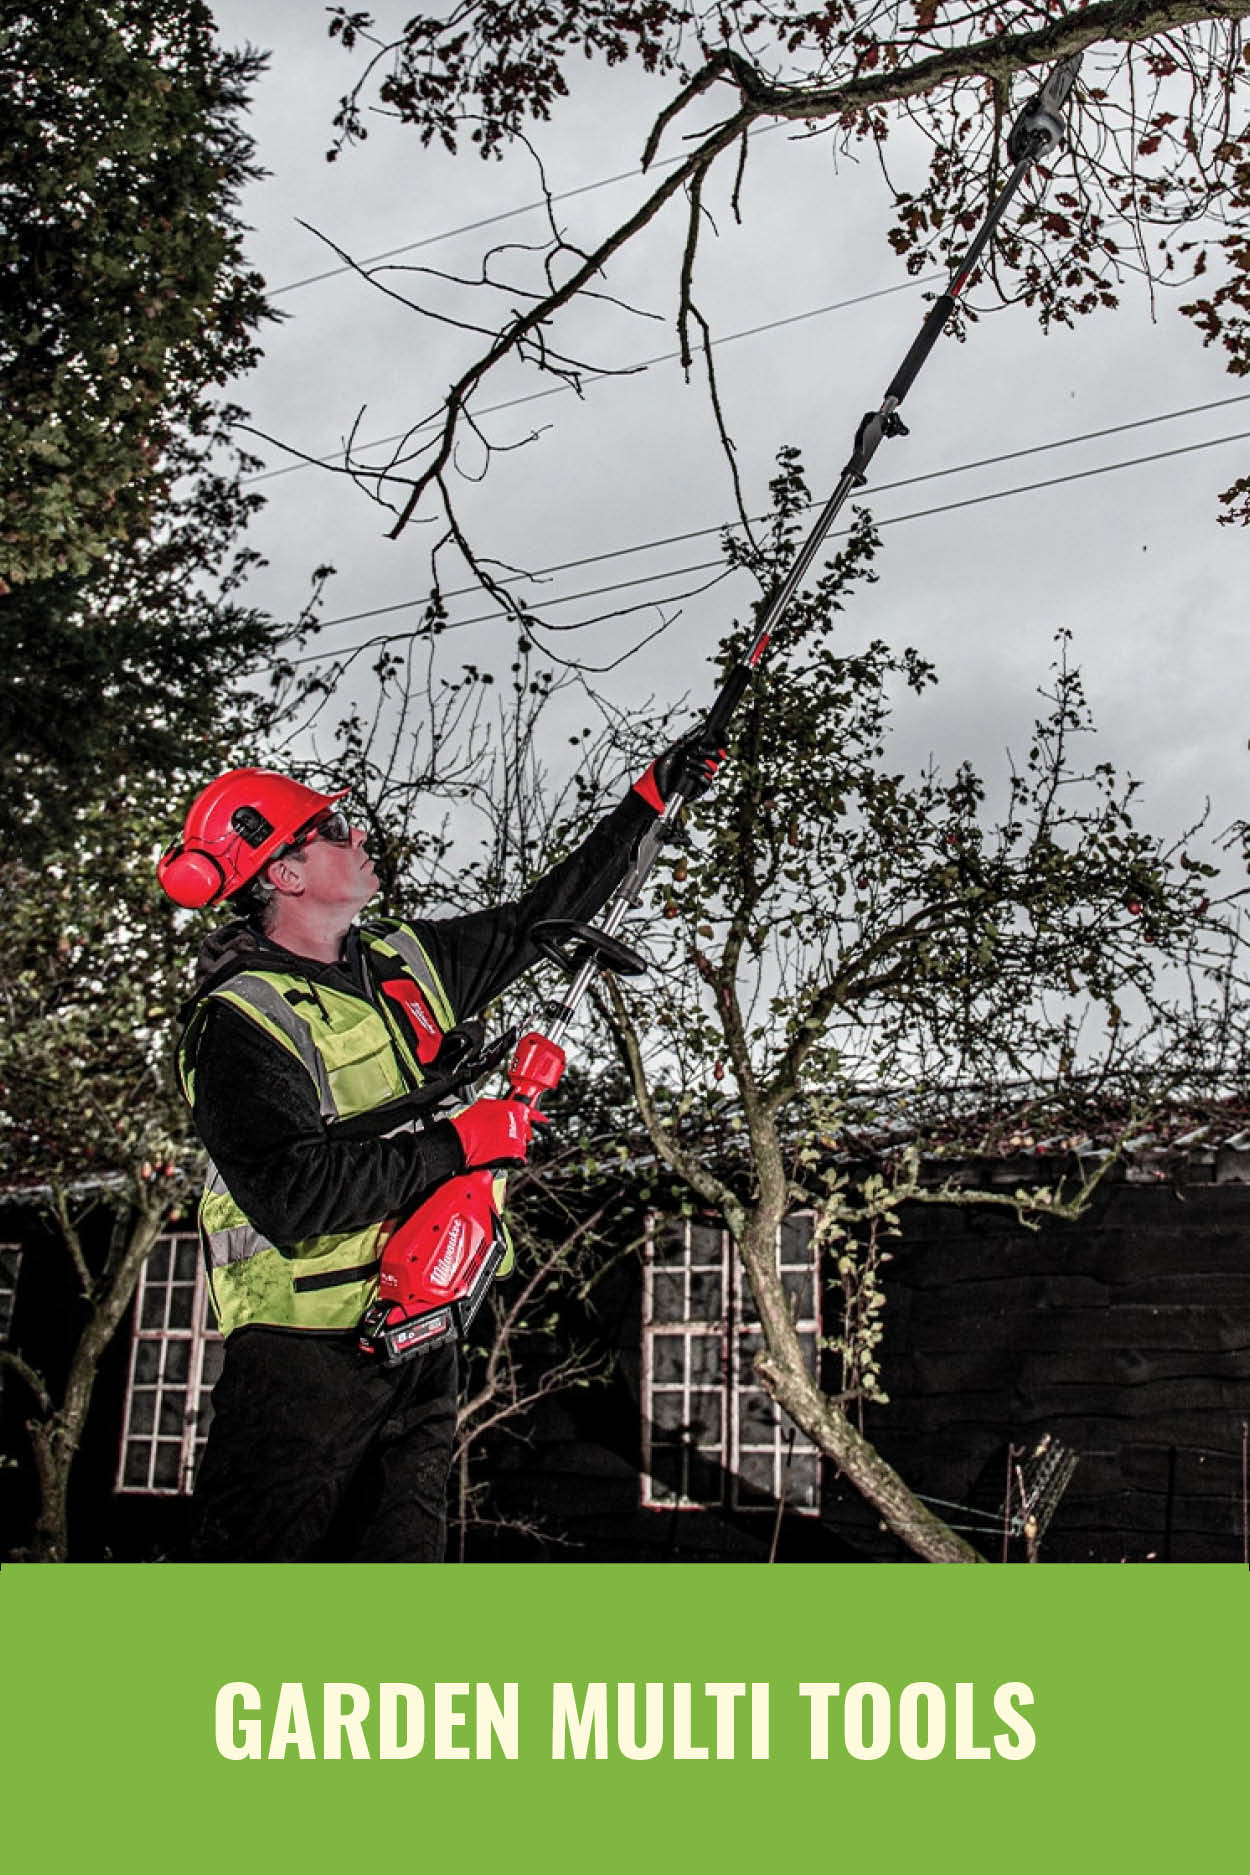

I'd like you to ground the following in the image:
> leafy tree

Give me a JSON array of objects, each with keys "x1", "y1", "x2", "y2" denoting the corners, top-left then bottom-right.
[
  {"x1": 0, "y1": 411, "x2": 313, "y2": 861},
  {"x1": 587, "y1": 451, "x2": 1241, "y2": 1562},
  {"x1": 290, "y1": 448, "x2": 1246, "y2": 1563},
  {"x1": 0, "y1": 4, "x2": 311, "y2": 1557},
  {"x1": 0, "y1": 0, "x2": 271, "y2": 588},
  {"x1": 0, "y1": 776, "x2": 203, "y2": 1560},
  {"x1": 321, "y1": 1, "x2": 1250, "y2": 545}
]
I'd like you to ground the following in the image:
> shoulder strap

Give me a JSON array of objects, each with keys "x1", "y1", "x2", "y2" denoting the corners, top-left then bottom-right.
[
  {"x1": 361, "y1": 920, "x2": 456, "y2": 1029},
  {"x1": 179, "y1": 972, "x2": 336, "y2": 1119}
]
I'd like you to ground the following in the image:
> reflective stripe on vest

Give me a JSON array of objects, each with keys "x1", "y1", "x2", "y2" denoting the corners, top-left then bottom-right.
[
  {"x1": 212, "y1": 975, "x2": 336, "y2": 1116},
  {"x1": 363, "y1": 922, "x2": 455, "y2": 1031},
  {"x1": 180, "y1": 928, "x2": 483, "y2": 1336}
]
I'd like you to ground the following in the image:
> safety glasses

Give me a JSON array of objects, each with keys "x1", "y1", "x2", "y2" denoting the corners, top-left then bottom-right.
[{"x1": 281, "y1": 807, "x2": 353, "y2": 856}]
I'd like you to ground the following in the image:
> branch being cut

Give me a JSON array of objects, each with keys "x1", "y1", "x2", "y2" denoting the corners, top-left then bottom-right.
[
  {"x1": 360, "y1": 1, "x2": 1250, "y2": 540},
  {"x1": 384, "y1": 99, "x2": 754, "y2": 536}
]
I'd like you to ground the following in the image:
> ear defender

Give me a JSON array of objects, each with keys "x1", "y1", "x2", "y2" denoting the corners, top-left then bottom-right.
[
  {"x1": 156, "y1": 769, "x2": 350, "y2": 906},
  {"x1": 156, "y1": 844, "x2": 229, "y2": 909}
]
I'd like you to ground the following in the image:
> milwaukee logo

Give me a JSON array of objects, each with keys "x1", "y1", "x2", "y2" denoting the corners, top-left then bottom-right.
[
  {"x1": 409, "y1": 1002, "x2": 438, "y2": 1039},
  {"x1": 429, "y1": 1218, "x2": 466, "y2": 1288},
  {"x1": 381, "y1": 978, "x2": 442, "y2": 1063}
]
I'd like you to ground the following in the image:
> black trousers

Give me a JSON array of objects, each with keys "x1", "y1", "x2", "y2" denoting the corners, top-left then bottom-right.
[{"x1": 191, "y1": 1328, "x2": 458, "y2": 1562}]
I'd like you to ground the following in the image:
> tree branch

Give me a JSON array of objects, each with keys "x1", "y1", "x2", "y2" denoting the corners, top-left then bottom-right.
[
  {"x1": 386, "y1": 101, "x2": 754, "y2": 536},
  {"x1": 599, "y1": 975, "x2": 746, "y2": 1233},
  {"x1": 458, "y1": 1198, "x2": 613, "y2": 1428},
  {"x1": 373, "y1": 0, "x2": 1250, "y2": 540},
  {"x1": 0, "y1": 1349, "x2": 51, "y2": 1418},
  {"x1": 716, "y1": 3, "x2": 1250, "y2": 121},
  {"x1": 763, "y1": 900, "x2": 957, "y2": 1115},
  {"x1": 50, "y1": 1181, "x2": 92, "y2": 1295}
]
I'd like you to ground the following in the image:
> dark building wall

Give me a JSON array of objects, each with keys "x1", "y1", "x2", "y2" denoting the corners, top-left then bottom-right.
[
  {"x1": 470, "y1": 1167, "x2": 1250, "y2": 1563},
  {"x1": 3, "y1": 1168, "x2": 1248, "y2": 1562},
  {"x1": 855, "y1": 1173, "x2": 1250, "y2": 1562}
]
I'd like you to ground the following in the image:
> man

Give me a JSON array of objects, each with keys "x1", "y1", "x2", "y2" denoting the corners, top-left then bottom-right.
[{"x1": 159, "y1": 734, "x2": 720, "y2": 1561}]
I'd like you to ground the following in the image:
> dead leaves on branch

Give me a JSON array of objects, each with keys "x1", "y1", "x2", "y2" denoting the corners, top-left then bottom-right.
[{"x1": 323, "y1": 3, "x2": 1250, "y2": 545}]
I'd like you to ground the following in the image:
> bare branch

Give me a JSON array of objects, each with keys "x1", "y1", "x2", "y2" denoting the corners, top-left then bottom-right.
[
  {"x1": 0, "y1": 1349, "x2": 52, "y2": 1419},
  {"x1": 385, "y1": 101, "x2": 754, "y2": 536},
  {"x1": 599, "y1": 975, "x2": 746, "y2": 1233}
]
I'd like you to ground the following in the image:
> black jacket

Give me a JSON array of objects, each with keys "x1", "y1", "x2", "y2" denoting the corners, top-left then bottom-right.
[{"x1": 182, "y1": 791, "x2": 654, "y2": 1248}]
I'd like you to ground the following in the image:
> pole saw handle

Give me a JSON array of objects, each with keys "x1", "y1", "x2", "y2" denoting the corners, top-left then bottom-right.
[
  {"x1": 700, "y1": 622, "x2": 774, "y2": 752},
  {"x1": 506, "y1": 1030, "x2": 567, "y2": 1110},
  {"x1": 887, "y1": 293, "x2": 956, "y2": 406},
  {"x1": 702, "y1": 663, "x2": 752, "y2": 744}
]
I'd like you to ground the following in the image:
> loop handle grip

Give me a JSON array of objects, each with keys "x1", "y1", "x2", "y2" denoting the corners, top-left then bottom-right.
[{"x1": 531, "y1": 918, "x2": 650, "y2": 979}]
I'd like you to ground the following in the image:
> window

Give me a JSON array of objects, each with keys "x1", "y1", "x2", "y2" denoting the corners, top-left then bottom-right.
[
  {"x1": 0, "y1": 1243, "x2": 21, "y2": 1342},
  {"x1": 644, "y1": 1219, "x2": 728, "y2": 1508},
  {"x1": 642, "y1": 1214, "x2": 821, "y2": 1513},
  {"x1": 0, "y1": 1243, "x2": 22, "y2": 1408},
  {"x1": 116, "y1": 1235, "x2": 223, "y2": 1496}
]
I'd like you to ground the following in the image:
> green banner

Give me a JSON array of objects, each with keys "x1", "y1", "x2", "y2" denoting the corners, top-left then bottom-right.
[{"x1": 2, "y1": 1565, "x2": 1244, "y2": 1870}]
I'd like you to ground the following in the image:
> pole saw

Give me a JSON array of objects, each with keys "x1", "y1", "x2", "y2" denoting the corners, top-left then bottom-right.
[{"x1": 358, "y1": 52, "x2": 1084, "y2": 1366}]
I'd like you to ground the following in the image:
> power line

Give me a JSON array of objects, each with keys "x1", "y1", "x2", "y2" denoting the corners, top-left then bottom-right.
[
  {"x1": 297, "y1": 398, "x2": 1250, "y2": 640},
  {"x1": 282, "y1": 420, "x2": 1250, "y2": 674},
  {"x1": 269, "y1": 124, "x2": 785, "y2": 296},
  {"x1": 283, "y1": 414, "x2": 1248, "y2": 686},
  {"x1": 242, "y1": 274, "x2": 945, "y2": 484},
  {"x1": 335, "y1": 423, "x2": 1244, "y2": 637},
  {"x1": 270, "y1": 153, "x2": 691, "y2": 296}
]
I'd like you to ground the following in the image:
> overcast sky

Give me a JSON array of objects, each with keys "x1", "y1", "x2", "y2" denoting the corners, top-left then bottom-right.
[{"x1": 210, "y1": 4, "x2": 1250, "y2": 881}]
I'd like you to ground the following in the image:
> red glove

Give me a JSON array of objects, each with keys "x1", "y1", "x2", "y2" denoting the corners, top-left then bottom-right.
[
  {"x1": 450, "y1": 1097, "x2": 536, "y2": 1170},
  {"x1": 633, "y1": 724, "x2": 726, "y2": 814}
]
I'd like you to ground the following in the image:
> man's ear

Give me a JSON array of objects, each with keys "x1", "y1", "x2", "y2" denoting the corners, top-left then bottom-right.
[{"x1": 266, "y1": 854, "x2": 307, "y2": 898}]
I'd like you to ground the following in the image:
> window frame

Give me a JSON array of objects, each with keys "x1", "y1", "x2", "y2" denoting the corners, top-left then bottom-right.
[
  {"x1": 115, "y1": 1233, "x2": 223, "y2": 1497},
  {"x1": 641, "y1": 1212, "x2": 822, "y2": 1515},
  {"x1": 0, "y1": 1242, "x2": 22, "y2": 1344},
  {"x1": 0, "y1": 1242, "x2": 22, "y2": 1410}
]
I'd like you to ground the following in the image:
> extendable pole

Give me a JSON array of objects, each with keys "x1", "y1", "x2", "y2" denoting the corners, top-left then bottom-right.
[{"x1": 541, "y1": 52, "x2": 1084, "y2": 1045}]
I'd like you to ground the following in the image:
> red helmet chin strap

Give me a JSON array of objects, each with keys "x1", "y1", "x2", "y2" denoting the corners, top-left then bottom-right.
[{"x1": 157, "y1": 845, "x2": 229, "y2": 909}]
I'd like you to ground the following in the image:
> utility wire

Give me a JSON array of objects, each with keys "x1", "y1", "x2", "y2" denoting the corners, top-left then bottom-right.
[
  {"x1": 242, "y1": 274, "x2": 945, "y2": 484},
  {"x1": 296, "y1": 399, "x2": 1250, "y2": 642},
  {"x1": 270, "y1": 154, "x2": 692, "y2": 296},
  {"x1": 269, "y1": 124, "x2": 785, "y2": 295},
  {"x1": 283, "y1": 421, "x2": 1250, "y2": 676},
  {"x1": 324, "y1": 429, "x2": 1245, "y2": 642}
]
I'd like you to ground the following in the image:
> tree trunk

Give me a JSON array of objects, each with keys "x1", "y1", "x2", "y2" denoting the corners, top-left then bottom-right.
[
  {"x1": 27, "y1": 1416, "x2": 75, "y2": 1563},
  {"x1": 757, "y1": 1353, "x2": 987, "y2": 1563},
  {"x1": 20, "y1": 1198, "x2": 165, "y2": 1563},
  {"x1": 739, "y1": 1219, "x2": 987, "y2": 1563}
]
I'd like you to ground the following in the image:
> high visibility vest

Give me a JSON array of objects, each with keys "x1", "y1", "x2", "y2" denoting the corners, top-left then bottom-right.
[{"x1": 177, "y1": 922, "x2": 501, "y2": 1336}]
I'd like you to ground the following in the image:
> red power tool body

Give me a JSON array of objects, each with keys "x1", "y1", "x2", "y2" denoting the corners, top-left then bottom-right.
[{"x1": 358, "y1": 1030, "x2": 567, "y2": 1364}]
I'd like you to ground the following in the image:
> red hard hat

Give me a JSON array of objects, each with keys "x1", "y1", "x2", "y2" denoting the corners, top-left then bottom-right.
[{"x1": 157, "y1": 768, "x2": 349, "y2": 909}]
